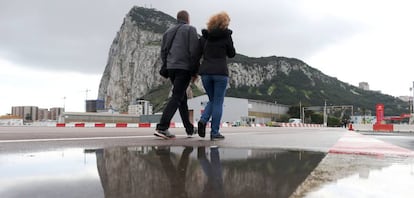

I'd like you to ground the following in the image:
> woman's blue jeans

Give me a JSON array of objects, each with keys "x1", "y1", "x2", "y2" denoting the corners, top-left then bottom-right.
[{"x1": 200, "y1": 75, "x2": 228, "y2": 135}]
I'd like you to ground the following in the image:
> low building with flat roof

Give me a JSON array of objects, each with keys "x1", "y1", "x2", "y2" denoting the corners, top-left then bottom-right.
[{"x1": 172, "y1": 95, "x2": 289, "y2": 125}]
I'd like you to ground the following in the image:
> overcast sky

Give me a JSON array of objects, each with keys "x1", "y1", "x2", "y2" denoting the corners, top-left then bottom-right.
[{"x1": 1, "y1": 0, "x2": 413, "y2": 115}]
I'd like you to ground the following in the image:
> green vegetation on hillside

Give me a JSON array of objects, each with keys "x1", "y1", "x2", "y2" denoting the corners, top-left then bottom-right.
[
  {"x1": 131, "y1": 7, "x2": 407, "y2": 116},
  {"x1": 142, "y1": 83, "x2": 171, "y2": 113},
  {"x1": 226, "y1": 55, "x2": 407, "y2": 116},
  {"x1": 128, "y1": 6, "x2": 176, "y2": 34}
]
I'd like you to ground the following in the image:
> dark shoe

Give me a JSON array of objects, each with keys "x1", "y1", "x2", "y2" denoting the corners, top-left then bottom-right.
[
  {"x1": 210, "y1": 133, "x2": 225, "y2": 140},
  {"x1": 182, "y1": 147, "x2": 194, "y2": 155},
  {"x1": 154, "y1": 129, "x2": 176, "y2": 139},
  {"x1": 186, "y1": 128, "x2": 197, "y2": 138},
  {"x1": 198, "y1": 121, "x2": 206, "y2": 138}
]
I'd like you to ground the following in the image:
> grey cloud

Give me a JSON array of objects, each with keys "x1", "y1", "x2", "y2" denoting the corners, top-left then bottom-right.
[
  {"x1": 0, "y1": 0, "x2": 135, "y2": 74},
  {"x1": 0, "y1": 0, "x2": 363, "y2": 74}
]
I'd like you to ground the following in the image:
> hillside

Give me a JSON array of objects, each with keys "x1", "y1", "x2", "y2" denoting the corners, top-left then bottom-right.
[
  {"x1": 226, "y1": 54, "x2": 406, "y2": 115},
  {"x1": 98, "y1": 6, "x2": 408, "y2": 116}
]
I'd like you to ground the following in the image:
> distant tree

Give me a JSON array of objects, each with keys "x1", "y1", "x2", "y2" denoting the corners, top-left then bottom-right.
[
  {"x1": 277, "y1": 114, "x2": 290, "y2": 122},
  {"x1": 310, "y1": 113, "x2": 323, "y2": 124},
  {"x1": 327, "y1": 117, "x2": 341, "y2": 127},
  {"x1": 288, "y1": 106, "x2": 300, "y2": 118}
]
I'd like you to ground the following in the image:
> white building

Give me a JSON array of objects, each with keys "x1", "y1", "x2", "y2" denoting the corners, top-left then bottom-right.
[
  {"x1": 128, "y1": 105, "x2": 144, "y2": 115},
  {"x1": 172, "y1": 95, "x2": 289, "y2": 125},
  {"x1": 359, "y1": 82, "x2": 370, "y2": 90},
  {"x1": 128, "y1": 100, "x2": 153, "y2": 115},
  {"x1": 350, "y1": 116, "x2": 376, "y2": 124},
  {"x1": 12, "y1": 106, "x2": 39, "y2": 121}
]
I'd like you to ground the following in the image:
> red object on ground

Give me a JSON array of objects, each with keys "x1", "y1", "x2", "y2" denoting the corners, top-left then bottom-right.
[
  {"x1": 56, "y1": 123, "x2": 66, "y2": 127},
  {"x1": 373, "y1": 124, "x2": 393, "y2": 132},
  {"x1": 376, "y1": 103, "x2": 384, "y2": 124},
  {"x1": 95, "y1": 123, "x2": 105, "y2": 127},
  {"x1": 139, "y1": 123, "x2": 151, "y2": 127},
  {"x1": 116, "y1": 123, "x2": 128, "y2": 127},
  {"x1": 348, "y1": 123, "x2": 354, "y2": 131},
  {"x1": 75, "y1": 123, "x2": 85, "y2": 127}
]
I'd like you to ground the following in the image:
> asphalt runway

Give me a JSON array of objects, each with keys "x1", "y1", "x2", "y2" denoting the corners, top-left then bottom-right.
[
  {"x1": 0, "y1": 127, "x2": 345, "y2": 153},
  {"x1": 1, "y1": 126, "x2": 413, "y2": 197}
]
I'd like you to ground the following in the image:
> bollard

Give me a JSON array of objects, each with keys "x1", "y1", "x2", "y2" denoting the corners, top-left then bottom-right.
[{"x1": 348, "y1": 123, "x2": 354, "y2": 131}]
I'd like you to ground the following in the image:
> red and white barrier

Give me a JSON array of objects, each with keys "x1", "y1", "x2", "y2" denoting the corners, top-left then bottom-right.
[
  {"x1": 55, "y1": 122, "x2": 153, "y2": 128},
  {"x1": 55, "y1": 122, "x2": 322, "y2": 128},
  {"x1": 279, "y1": 123, "x2": 323, "y2": 127}
]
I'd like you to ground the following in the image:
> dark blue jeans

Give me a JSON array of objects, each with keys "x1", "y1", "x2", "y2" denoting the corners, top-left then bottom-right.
[
  {"x1": 198, "y1": 147, "x2": 224, "y2": 198},
  {"x1": 200, "y1": 75, "x2": 228, "y2": 135},
  {"x1": 156, "y1": 69, "x2": 193, "y2": 133}
]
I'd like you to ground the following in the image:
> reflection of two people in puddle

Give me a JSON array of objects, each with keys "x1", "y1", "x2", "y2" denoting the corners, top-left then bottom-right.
[
  {"x1": 198, "y1": 146, "x2": 225, "y2": 198},
  {"x1": 155, "y1": 146, "x2": 224, "y2": 198}
]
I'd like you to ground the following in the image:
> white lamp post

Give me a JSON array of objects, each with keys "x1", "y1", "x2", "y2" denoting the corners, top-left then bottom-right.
[
  {"x1": 410, "y1": 81, "x2": 414, "y2": 113},
  {"x1": 323, "y1": 100, "x2": 327, "y2": 127}
]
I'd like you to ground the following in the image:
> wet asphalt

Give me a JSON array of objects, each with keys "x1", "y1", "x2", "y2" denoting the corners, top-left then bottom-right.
[{"x1": 0, "y1": 126, "x2": 413, "y2": 198}]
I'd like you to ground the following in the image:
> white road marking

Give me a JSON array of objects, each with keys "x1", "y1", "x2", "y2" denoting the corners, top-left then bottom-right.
[
  {"x1": 0, "y1": 131, "x2": 273, "y2": 143},
  {"x1": 0, "y1": 135, "x2": 154, "y2": 143}
]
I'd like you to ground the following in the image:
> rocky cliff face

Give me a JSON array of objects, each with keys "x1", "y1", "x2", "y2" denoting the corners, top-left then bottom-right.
[
  {"x1": 95, "y1": 146, "x2": 323, "y2": 197},
  {"x1": 228, "y1": 59, "x2": 324, "y2": 89},
  {"x1": 97, "y1": 6, "x2": 316, "y2": 112},
  {"x1": 98, "y1": 6, "x2": 406, "y2": 115},
  {"x1": 98, "y1": 7, "x2": 175, "y2": 111}
]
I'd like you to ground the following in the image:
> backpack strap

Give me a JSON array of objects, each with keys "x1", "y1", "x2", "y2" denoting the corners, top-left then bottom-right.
[{"x1": 166, "y1": 24, "x2": 183, "y2": 55}]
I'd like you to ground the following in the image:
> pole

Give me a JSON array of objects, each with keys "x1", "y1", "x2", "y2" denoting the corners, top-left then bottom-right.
[
  {"x1": 85, "y1": 89, "x2": 91, "y2": 101},
  {"x1": 410, "y1": 88, "x2": 412, "y2": 114},
  {"x1": 85, "y1": 89, "x2": 91, "y2": 112},
  {"x1": 63, "y1": 96, "x2": 66, "y2": 111},
  {"x1": 299, "y1": 101, "x2": 302, "y2": 123},
  {"x1": 323, "y1": 100, "x2": 327, "y2": 127},
  {"x1": 411, "y1": 83, "x2": 414, "y2": 125},
  {"x1": 302, "y1": 107, "x2": 305, "y2": 124}
]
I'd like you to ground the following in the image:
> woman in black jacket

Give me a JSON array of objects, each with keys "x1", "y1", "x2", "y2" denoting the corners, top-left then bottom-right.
[{"x1": 197, "y1": 11, "x2": 236, "y2": 140}]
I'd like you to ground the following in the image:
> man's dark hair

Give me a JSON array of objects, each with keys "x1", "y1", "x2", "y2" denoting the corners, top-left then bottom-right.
[{"x1": 177, "y1": 10, "x2": 189, "y2": 23}]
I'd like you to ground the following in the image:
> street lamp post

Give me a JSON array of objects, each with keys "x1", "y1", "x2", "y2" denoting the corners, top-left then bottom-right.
[
  {"x1": 410, "y1": 81, "x2": 414, "y2": 113},
  {"x1": 274, "y1": 101, "x2": 277, "y2": 122},
  {"x1": 323, "y1": 100, "x2": 327, "y2": 127},
  {"x1": 63, "y1": 96, "x2": 66, "y2": 112},
  {"x1": 299, "y1": 101, "x2": 302, "y2": 123},
  {"x1": 410, "y1": 87, "x2": 413, "y2": 114},
  {"x1": 302, "y1": 106, "x2": 305, "y2": 124}
]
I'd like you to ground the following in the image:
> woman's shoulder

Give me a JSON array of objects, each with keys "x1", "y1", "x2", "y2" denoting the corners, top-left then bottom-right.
[{"x1": 203, "y1": 28, "x2": 233, "y2": 40}]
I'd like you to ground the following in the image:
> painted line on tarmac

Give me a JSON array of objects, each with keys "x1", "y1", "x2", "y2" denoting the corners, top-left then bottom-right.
[
  {"x1": 0, "y1": 131, "x2": 272, "y2": 143},
  {"x1": 0, "y1": 135, "x2": 155, "y2": 143},
  {"x1": 329, "y1": 131, "x2": 414, "y2": 157}
]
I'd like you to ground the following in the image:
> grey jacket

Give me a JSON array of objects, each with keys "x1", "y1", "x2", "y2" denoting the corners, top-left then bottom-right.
[{"x1": 161, "y1": 21, "x2": 200, "y2": 75}]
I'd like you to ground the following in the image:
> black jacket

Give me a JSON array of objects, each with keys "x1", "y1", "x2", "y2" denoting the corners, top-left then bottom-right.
[{"x1": 198, "y1": 28, "x2": 236, "y2": 76}]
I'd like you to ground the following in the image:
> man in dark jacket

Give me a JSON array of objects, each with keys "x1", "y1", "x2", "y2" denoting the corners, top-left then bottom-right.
[{"x1": 155, "y1": 10, "x2": 200, "y2": 139}]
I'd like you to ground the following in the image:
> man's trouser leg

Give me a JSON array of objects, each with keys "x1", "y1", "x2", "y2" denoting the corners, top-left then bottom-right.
[{"x1": 156, "y1": 70, "x2": 191, "y2": 131}]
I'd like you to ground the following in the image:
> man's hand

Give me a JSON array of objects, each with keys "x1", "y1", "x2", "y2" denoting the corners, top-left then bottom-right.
[{"x1": 191, "y1": 75, "x2": 198, "y2": 84}]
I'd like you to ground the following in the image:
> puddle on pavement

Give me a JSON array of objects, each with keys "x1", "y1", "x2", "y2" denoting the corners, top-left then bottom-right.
[
  {"x1": 1, "y1": 147, "x2": 413, "y2": 198},
  {"x1": 0, "y1": 146, "x2": 324, "y2": 198}
]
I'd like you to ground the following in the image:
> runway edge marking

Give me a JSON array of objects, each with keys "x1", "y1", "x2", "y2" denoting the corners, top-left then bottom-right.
[{"x1": 329, "y1": 131, "x2": 414, "y2": 157}]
